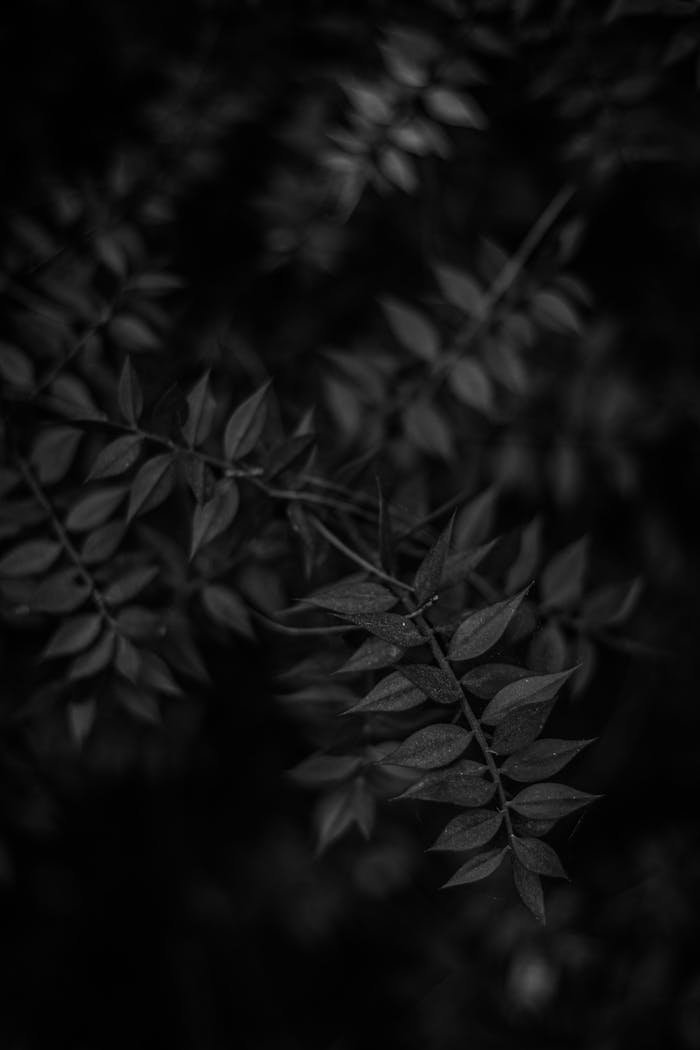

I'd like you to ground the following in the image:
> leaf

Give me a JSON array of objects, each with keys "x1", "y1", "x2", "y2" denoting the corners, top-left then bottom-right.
[
  {"x1": 345, "y1": 671, "x2": 426, "y2": 714},
  {"x1": 181, "y1": 371, "x2": 212, "y2": 448},
  {"x1": 434, "y1": 265, "x2": 485, "y2": 317},
  {"x1": 43, "y1": 613, "x2": 102, "y2": 658},
  {"x1": 512, "y1": 859, "x2": 545, "y2": 922},
  {"x1": 202, "y1": 586, "x2": 254, "y2": 638},
  {"x1": 68, "y1": 630, "x2": 115, "y2": 681},
  {"x1": 448, "y1": 588, "x2": 529, "y2": 661},
  {"x1": 127, "y1": 454, "x2": 175, "y2": 520},
  {"x1": 540, "y1": 537, "x2": 588, "y2": 610},
  {"x1": 80, "y1": 521, "x2": 127, "y2": 565},
  {"x1": 501, "y1": 738, "x2": 594, "y2": 783},
  {"x1": 428, "y1": 809, "x2": 503, "y2": 851},
  {"x1": 336, "y1": 637, "x2": 404, "y2": 674},
  {"x1": 104, "y1": 565, "x2": 159, "y2": 605},
  {"x1": 527, "y1": 622, "x2": 569, "y2": 673},
  {"x1": 383, "y1": 724, "x2": 471, "y2": 769},
  {"x1": 30, "y1": 427, "x2": 82, "y2": 485},
  {"x1": 426, "y1": 87, "x2": 487, "y2": 128},
  {"x1": 306, "y1": 579, "x2": 398, "y2": 615},
  {"x1": 404, "y1": 400, "x2": 453, "y2": 459},
  {"x1": 114, "y1": 636, "x2": 142, "y2": 683},
  {"x1": 582, "y1": 578, "x2": 643, "y2": 627},
  {"x1": 440, "y1": 540, "x2": 498, "y2": 590},
  {"x1": 506, "y1": 517, "x2": 541, "y2": 594},
  {"x1": 442, "y1": 847, "x2": 507, "y2": 889},
  {"x1": 32, "y1": 570, "x2": 90, "y2": 613},
  {"x1": 337, "y1": 611, "x2": 424, "y2": 648},
  {"x1": 491, "y1": 700, "x2": 556, "y2": 756},
  {"x1": 116, "y1": 683, "x2": 160, "y2": 724},
  {"x1": 398, "y1": 664, "x2": 456, "y2": 705},
  {"x1": 481, "y1": 667, "x2": 577, "y2": 725},
  {"x1": 265, "y1": 434, "x2": 316, "y2": 480},
  {"x1": 314, "y1": 786, "x2": 357, "y2": 853},
  {"x1": 67, "y1": 698, "x2": 97, "y2": 746},
  {"x1": 115, "y1": 606, "x2": 160, "y2": 641},
  {"x1": 290, "y1": 754, "x2": 362, "y2": 786},
  {"x1": 532, "y1": 290, "x2": 582, "y2": 335},
  {"x1": 65, "y1": 487, "x2": 126, "y2": 532},
  {"x1": 190, "y1": 481, "x2": 240, "y2": 558},
  {"x1": 453, "y1": 488, "x2": 496, "y2": 548},
  {"x1": 378, "y1": 147, "x2": 418, "y2": 193},
  {"x1": 140, "y1": 652, "x2": 181, "y2": 695},
  {"x1": 380, "y1": 298, "x2": 439, "y2": 362},
  {"x1": 86, "y1": 435, "x2": 143, "y2": 481},
  {"x1": 394, "y1": 762, "x2": 493, "y2": 806},
  {"x1": 508, "y1": 783, "x2": 600, "y2": 820},
  {"x1": 414, "y1": 514, "x2": 455, "y2": 603},
  {"x1": 0, "y1": 344, "x2": 35, "y2": 388},
  {"x1": 49, "y1": 375, "x2": 101, "y2": 420},
  {"x1": 512, "y1": 837, "x2": 568, "y2": 880},
  {"x1": 461, "y1": 663, "x2": 529, "y2": 700},
  {"x1": 0, "y1": 540, "x2": 61, "y2": 577},
  {"x1": 224, "y1": 381, "x2": 271, "y2": 460},
  {"x1": 448, "y1": 359, "x2": 494, "y2": 414},
  {"x1": 109, "y1": 314, "x2": 160, "y2": 352}
]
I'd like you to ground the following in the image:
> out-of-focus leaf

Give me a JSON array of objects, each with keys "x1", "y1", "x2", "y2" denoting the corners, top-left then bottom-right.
[
  {"x1": 512, "y1": 836, "x2": 568, "y2": 879},
  {"x1": 378, "y1": 147, "x2": 418, "y2": 193},
  {"x1": 540, "y1": 537, "x2": 589, "y2": 610},
  {"x1": 448, "y1": 588, "x2": 528, "y2": 661},
  {"x1": 30, "y1": 427, "x2": 82, "y2": 485},
  {"x1": 404, "y1": 400, "x2": 453, "y2": 459},
  {"x1": 506, "y1": 517, "x2": 541, "y2": 594},
  {"x1": 127, "y1": 454, "x2": 175, "y2": 520},
  {"x1": 527, "y1": 622, "x2": 569, "y2": 673},
  {"x1": 0, "y1": 344, "x2": 35, "y2": 388},
  {"x1": 442, "y1": 847, "x2": 507, "y2": 888},
  {"x1": 68, "y1": 630, "x2": 115, "y2": 680},
  {"x1": 440, "y1": 539, "x2": 498, "y2": 590},
  {"x1": 67, "y1": 699, "x2": 97, "y2": 747},
  {"x1": 66, "y1": 487, "x2": 126, "y2": 532},
  {"x1": 80, "y1": 521, "x2": 126, "y2": 565},
  {"x1": 582, "y1": 578, "x2": 643, "y2": 626},
  {"x1": 43, "y1": 613, "x2": 102, "y2": 658},
  {"x1": 335, "y1": 637, "x2": 405, "y2": 674},
  {"x1": 265, "y1": 434, "x2": 316, "y2": 480},
  {"x1": 428, "y1": 809, "x2": 503, "y2": 851},
  {"x1": 181, "y1": 371, "x2": 213, "y2": 448},
  {"x1": 0, "y1": 540, "x2": 61, "y2": 577},
  {"x1": 115, "y1": 606, "x2": 160, "y2": 641},
  {"x1": 512, "y1": 858, "x2": 545, "y2": 922},
  {"x1": 140, "y1": 652, "x2": 181, "y2": 695},
  {"x1": 32, "y1": 570, "x2": 91, "y2": 613},
  {"x1": 425, "y1": 87, "x2": 487, "y2": 127},
  {"x1": 87, "y1": 435, "x2": 143, "y2": 481},
  {"x1": 290, "y1": 754, "x2": 362, "y2": 786},
  {"x1": 201, "y1": 585, "x2": 254, "y2": 639},
  {"x1": 380, "y1": 298, "x2": 439, "y2": 362},
  {"x1": 114, "y1": 635, "x2": 142, "y2": 683},
  {"x1": 532, "y1": 289, "x2": 582, "y2": 334},
  {"x1": 448, "y1": 358, "x2": 494, "y2": 414},
  {"x1": 104, "y1": 565, "x2": 158, "y2": 606},
  {"x1": 434, "y1": 265, "x2": 485, "y2": 316},
  {"x1": 508, "y1": 782, "x2": 600, "y2": 820},
  {"x1": 501, "y1": 738, "x2": 594, "y2": 782},
  {"x1": 224, "y1": 381, "x2": 271, "y2": 460},
  {"x1": 48, "y1": 375, "x2": 102, "y2": 420},
  {"x1": 109, "y1": 314, "x2": 160, "y2": 352},
  {"x1": 481, "y1": 666, "x2": 576, "y2": 725},
  {"x1": 453, "y1": 487, "x2": 496, "y2": 548}
]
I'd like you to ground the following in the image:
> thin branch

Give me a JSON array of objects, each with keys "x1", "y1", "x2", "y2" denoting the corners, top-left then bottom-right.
[{"x1": 308, "y1": 515, "x2": 414, "y2": 592}]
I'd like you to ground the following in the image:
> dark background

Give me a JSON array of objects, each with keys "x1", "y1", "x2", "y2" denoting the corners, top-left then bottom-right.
[{"x1": 2, "y1": 1, "x2": 700, "y2": 1048}]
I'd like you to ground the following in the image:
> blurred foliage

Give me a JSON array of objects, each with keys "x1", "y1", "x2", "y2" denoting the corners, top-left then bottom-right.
[{"x1": 2, "y1": 0, "x2": 700, "y2": 1047}]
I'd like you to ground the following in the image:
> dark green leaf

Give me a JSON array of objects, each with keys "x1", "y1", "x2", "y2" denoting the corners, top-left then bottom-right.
[
  {"x1": 43, "y1": 613, "x2": 102, "y2": 658},
  {"x1": 447, "y1": 588, "x2": 529, "y2": 661},
  {"x1": 338, "y1": 612, "x2": 424, "y2": 648},
  {"x1": 395, "y1": 762, "x2": 493, "y2": 806},
  {"x1": 414, "y1": 514, "x2": 455, "y2": 603},
  {"x1": 127, "y1": 455, "x2": 175, "y2": 520},
  {"x1": 399, "y1": 664, "x2": 456, "y2": 704},
  {"x1": 440, "y1": 539, "x2": 498, "y2": 590},
  {"x1": 501, "y1": 738, "x2": 594, "y2": 783},
  {"x1": 461, "y1": 662, "x2": 529, "y2": 699},
  {"x1": 442, "y1": 847, "x2": 507, "y2": 889},
  {"x1": 224, "y1": 381, "x2": 271, "y2": 460},
  {"x1": 384, "y1": 724, "x2": 471, "y2": 768},
  {"x1": 66, "y1": 487, "x2": 126, "y2": 532},
  {"x1": 265, "y1": 434, "x2": 316, "y2": 480},
  {"x1": 508, "y1": 782, "x2": 600, "y2": 820},
  {"x1": 335, "y1": 637, "x2": 404, "y2": 674},
  {"x1": 429, "y1": 809, "x2": 503, "y2": 851},
  {"x1": 345, "y1": 671, "x2": 426, "y2": 714},
  {"x1": 0, "y1": 540, "x2": 61, "y2": 577},
  {"x1": 481, "y1": 666, "x2": 577, "y2": 725},
  {"x1": 181, "y1": 371, "x2": 212, "y2": 448},
  {"x1": 190, "y1": 481, "x2": 239, "y2": 558},
  {"x1": 87, "y1": 435, "x2": 143, "y2": 481},
  {"x1": 512, "y1": 858, "x2": 545, "y2": 922},
  {"x1": 512, "y1": 836, "x2": 568, "y2": 879},
  {"x1": 80, "y1": 521, "x2": 126, "y2": 565},
  {"x1": 118, "y1": 358, "x2": 144, "y2": 424},
  {"x1": 104, "y1": 565, "x2": 158, "y2": 606},
  {"x1": 491, "y1": 700, "x2": 555, "y2": 755},
  {"x1": 306, "y1": 579, "x2": 398, "y2": 615}
]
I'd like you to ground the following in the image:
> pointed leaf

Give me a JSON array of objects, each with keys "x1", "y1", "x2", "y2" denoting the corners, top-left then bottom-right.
[
  {"x1": 512, "y1": 858, "x2": 545, "y2": 922},
  {"x1": 306, "y1": 579, "x2": 398, "y2": 615},
  {"x1": 491, "y1": 700, "x2": 555, "y2": 755},
  {"x1": 481, "y1": 667, "x2": 577, "y2": 725},
  {"x1": 429, "y1": 809, "x2": 503, "y2": 851},
  {"x1": 49, "y1": 375, "x2": 101, "y2": 420},
  {"x1": 224, "y1": 381, "x2": 271, "y2": 460},
  {"x1": 30, "y1": 427, "x2": 82, "y2": 485},
  {"x1": 68, "y1": 630, "x2": 115, "y2": 681},
  {"x1": 501, "y1": 738, "x2": 594, "y2": 783},
  {"x1": 104, "y1": 565, "x2": 159, "y2": 606},
  {"x1": 508, "y1": 782, "x2": 600, "y2": 820},
  {"x1": 414, "y1": 514, "x2": 454, "y2": 603},
  {"x1": 140, "y1": 652, "x2": 181, "y2": 696},
  {"x1": 0, "y1": 344, "x2": 34, "y2": 388},
  {"x1": 399, "y1": 664, "x2": 456, "y2": 704},
  {"x1": 582, "y1": 578, "x2": 643, "y2": 627},
  {"x1": 440, "y1": 539, "x2": 498, "y2": 590},
  {"x1": 512, "y1": 836, "x2": 568, "y2": 879},
  {"x1": 335, "y1": 637, "x2": 404, "y2": 674},
  {"x1": 338, "y1": 611, "x2": 424, "y2": 648},
  {"x1": 540, "y1": 537, "x2": 588, "y2": 610},
  {"x1": 181, "y1": 371, "x2": 211, "y2": 448},
  {"x1": 461, "y1": 663, "x2": 529, "y2": 699},
  {"x1": 346, "y1": 670, "x2": 426, "y2": 713},
  {"x1": 114, "y1": 635, "x2": 142, "y2": 683},
  {"x1": 395, "y1": 762, "x2": 493, "y2": 806},
  {"x1": 290, "y1": 754, "x2": 362, "y2": 786},
  {"x1": 115, "y1": 606, "x2": 160, "y2": 641},
  {"x1": 87, "y1": 435, "x2": 143, "y2": 481},
  {"x1": 404, "y1": 400, "x2": 453, "y2": 459},
  {"x1": 66, "y1": 487, "x2": 126, "y2": 532},
  {"x1": 43, "y1": 613, "x2": 102, "y2": 658},
  {"x1": 190, "y1": 481, "x2": 240, "y2": 558},
  {"x1": 506, "y1": 517, "x2": 541, "y2": 594},
  {"x1": 201, "y1": 585, "x2": 253, "y2": 638},
  {"x1": 80, "y1": 521, "x2": 126, "y2": 565},
  {"x1": 380, "y1": 297, "x2": 439, "y2": 362},
  {"x1": 442, "y1": 847, "x2": 507, "y2": 889},
  {"x1": 383, "y1": 724, "x2": 471, "y2": 769},
  {"x1": 127, "y1": 454, "x2": 175, "y2": 520},
  {"x1": 0, "y1": 540, "x2": 61, "y2": 577},
  {"x1": 118, "y1": 358, "x2": 143, "y2": 424},
  {"x1": 434, "y1": 265, "x2": 485, "y2": 317},
  {"x1": 32, "y1": 570, "x2": 90, "y2": 613},
  {"x1": 454, "y1": 488, "x2": 496, "y2": 548},
  {"x1": 448, "y1": 588, "x2": 529, "y2": 661},
  {"x1": 425, "y1": 87, "x2": 487, "y2": 128}
]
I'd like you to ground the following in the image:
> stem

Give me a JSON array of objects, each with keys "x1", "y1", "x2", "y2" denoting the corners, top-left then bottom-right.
[
  {"x1": 307, "y1": 515, "x2": 413, "y2": 592},
  {"x1": 17, "y1": 457, "x2": 115, "y2": 627},
  {"x1": 414, "y1": 612, "x2": 515, "y2": 843}
]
